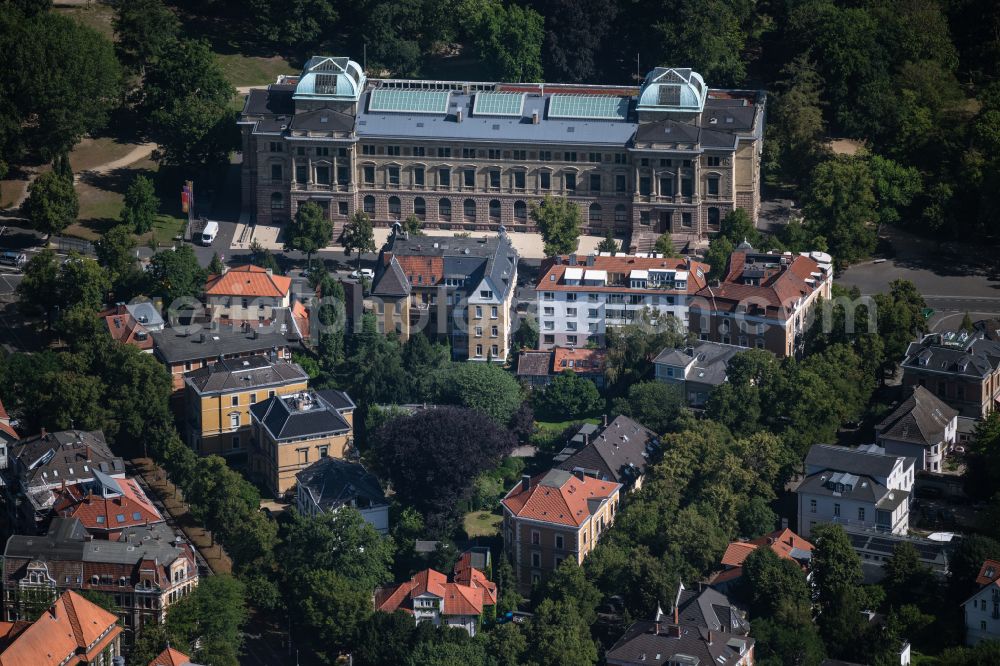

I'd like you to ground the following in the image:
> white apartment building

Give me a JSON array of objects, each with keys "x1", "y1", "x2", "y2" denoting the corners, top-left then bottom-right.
[
  {"x1": 796, "y1": 444, "x2": 915, "y2": 538},
  {"x1": 534, "y1": 253, "x2": 710, "y2": 349}
]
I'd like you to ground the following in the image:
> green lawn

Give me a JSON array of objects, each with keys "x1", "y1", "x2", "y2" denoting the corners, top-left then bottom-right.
[
  {"x1": 463, "y1": 511, "x2": 502, "y2": 538},
  {"x1": 215, "y1": 53, "x2": 294, "y2": 88},
  {"x1": 54, "y1": 3, "x2": 116, "y2": 40}
]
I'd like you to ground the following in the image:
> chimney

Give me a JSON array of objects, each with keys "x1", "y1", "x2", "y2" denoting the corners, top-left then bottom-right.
[
  {"x1": 85, "y1": 445, "x2": 91, "y2": 461},
  {"x1": 456, "y1": 109, "x2": 463, "y2": 123},
  {"x1": 708, "y1": 630, "x2": 714, "y2": 644},
  {"x1": 221, "y1": 265, "x2": 229, "y2": 275},
  {"x1": 574, "y1": 468, "x2": 585, "y2": 482},
  {"x1": 531, "y1": 110, "x2": 539, "y2": 124},
  {"x1": 265, "y1": 268, "x2": 273, "y2": 276},
  {"x1": 521, "y1": 474, "x2": 531, "y2": 492},
  {"x1": 40, "y1": 427, "x2": 47, "y2": 438},
  {"x1": 583, "y1": 433, "x2": 589, "y2": 447},
  {"x1": 673, "y1": 605, "x2": 679, "y2": 624},
  {"x1": 602, "y1": 414, "x2": 608, "y2": 427}
]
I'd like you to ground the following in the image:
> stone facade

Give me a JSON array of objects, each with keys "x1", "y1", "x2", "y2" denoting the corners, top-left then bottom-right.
[{"x1": 239, "y1": 58, "x2": 765, "y2": 250}]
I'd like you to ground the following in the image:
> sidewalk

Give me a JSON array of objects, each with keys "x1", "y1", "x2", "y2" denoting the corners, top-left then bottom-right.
[
  {"x1": 130, "y1": 457, "x2": 233, "y2": 575},
  {"x1": 238, "y1": 224, "x2": 611, "y2": 260}
]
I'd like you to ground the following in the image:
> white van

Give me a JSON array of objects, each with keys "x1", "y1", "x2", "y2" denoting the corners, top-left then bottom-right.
[{"x1": 199, "y1": 221, "x2": 219, "y2": 246}]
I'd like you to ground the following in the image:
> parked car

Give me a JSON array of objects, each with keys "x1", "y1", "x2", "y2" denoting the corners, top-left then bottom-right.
[
  {"x1": 350, "y1": 268, "x2": 374, "y2": 279},
  {"x1": 0, "y1": 251, "x2": 26, "y2": 269}
]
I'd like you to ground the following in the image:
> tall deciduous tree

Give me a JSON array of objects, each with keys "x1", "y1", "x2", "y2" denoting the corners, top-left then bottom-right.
[
  {"x1": 285, "y1": 201, "x2": 332, "y2": 268},
  {"x1": 342, "y1": 212, "x2": 376, "y2": 274},
  {"x1": 121, "y1": 174, "x2": 159, "y2": 234},
  {"x1": 537, "y1": 0, "x2": 616, "y2": 83},
  {"x1": 145, "y1": 245, "x2": 207, "y2": 305},
  {"x1": 465, "y1": 0, "x2": 544, "y2": 82},
  {"x1": 531, "y1": 197, "x2": 582, "y2": 256},
  {"x1": 95, "y1": 224, "x2": 139, "y2": 296},
  {"x1": 804, "y1": 155, "x2": 878, "y2": 264},
  {"x1": 113, "y1": 0, "x2": 180, "y2": 76},
  {"x1": 524, "y1": 598, "x2": 597, "y2": 666},
  {"x1": 596, "y1": 229, "x2": 618, "y2": 255},
  {"x1": 436, "y1": 361, "x2": 523, "y2": 424},
  {"x1": 24, "y1": 170, "x2": 78, "y2": 236},
  {"x1": 142, "y1": 38, "x2": 236, "y2": 167},
  {"x1": 9, "y1": 13, "x2": 122, "y2": 156},
  {"x1": 165, "y1": 574, "x2": 248, "y2": 666},
  {"x1": 533, "y1": 371, "x2": 602, "y2": 421},
  {"x1": 371, "y1": 406, "x2": 514, "y2": 534},
  {"x1": 653, "y1": 232, "x2": 678, "y2": 258}
]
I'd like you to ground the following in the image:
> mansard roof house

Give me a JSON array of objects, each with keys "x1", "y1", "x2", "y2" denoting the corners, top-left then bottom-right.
[
  {"x1": 553, "y1": 415, "x2": 660, "y2": 489},
  {"x1": 875, "y1": 385, "x2": 958, "y2": 472},
  {"x1": 606, "y1": 584, "x2": 754, "y2": 666}
]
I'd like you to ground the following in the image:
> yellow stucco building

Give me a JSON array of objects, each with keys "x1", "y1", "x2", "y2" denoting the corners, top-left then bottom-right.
[
  {"x1": 183, "y1": 356, "x2": 309, "y2": 459},
  {"x1": 249, "y1": 389, "x2": 355, "y2": 497}
]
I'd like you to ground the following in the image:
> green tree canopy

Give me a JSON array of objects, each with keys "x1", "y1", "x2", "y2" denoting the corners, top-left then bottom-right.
[
  {"x1": 285, "y1": 201, "x2": 333, "y2": 266},
  {"x1": 530, "y1": 197, "x2": 582, "y2": 257},
  {"x1": 142, "y1": 37, "x2": 236, "y2": 166},
  {"x1": 343, "y1": 212, "x2": 376, "y2": 273},
  {"x1": 533, "y1": 371, "x2": 602, "y2": 421},
  {"x1": 113, "y1": 0, "x2": 180, "y2": 75},
  {"x1": 24, "y1": 170, "x2": 78, "y2": 236},
  {"x1": 121, "y1": 174, "x2": 159, "y2": 235},
  {"x1": 436, "y1": 361, "x2": 523, "y2": 424},
  {"x1": 145, "y1": 245, "x2": 207, "y2": 305}
]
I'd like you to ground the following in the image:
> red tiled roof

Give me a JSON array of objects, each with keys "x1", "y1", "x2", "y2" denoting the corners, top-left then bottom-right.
[
  {"x1": 719, "y1": 528, "x2": 814, "y2": 573},
  {"x1": 552, "y1": 347, "x2": 607, "y2": 374},
  {"x1": 975, "y1": 559, "x2": 1000, "y2": 587},
  {"x1": 375, "y1": 567, "x2": 496, "y2": 617},
  {"x1": 0, "y1": 590, "x2": 120, "y2": 666},
  {"x1": 292, "y1": 301, "x2": 310, "y2": 340},
  {"x1": 204, "y1": 265, "x2": 292, "y2": 298},
  {"x1": 394, "y1": 255, "x2": 444, "y2": 286},
  {"x1": 0, "y1": 399, "x2": 9, "y2": 422},
  {"x1": 149, "y1": 646, "x2": 192, "y2": 666},
  {"x1": 501, "y1": 469, "x2": 620, "y2": 527},
  {"x1": 99, "y1": 304, "x2": 154, "y2": 351},
  {"x1": 695, "y1": 251, "x2": 823, "y2": 321},
  {"x1": 53, "y1": 478, "x2": 163, "y2": 534},
  {"x1": 537, "y1": 255, "x2": 710, "y2": 295}
]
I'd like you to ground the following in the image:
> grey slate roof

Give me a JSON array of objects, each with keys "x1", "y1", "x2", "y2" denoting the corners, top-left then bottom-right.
[
  {"x1": 250, "y1": 390, "x2": 353, "y2": 442},
  {"x1": 876, "y1": 385, "x2": 957, "y2": 447},
  {"x1": 185, "y1": 356, "x2": 308, "y2": 394},
  {"x1": 675, "y1": 586, "x2": 750, "y2": 635},
  {"x1": 606, "y1": 621, "x2": 753, "y2": 666},
  {"x1": 653, "y1": 341, "x2": 746, "y2": 387},
  {"x1": 4, "y1": 517, "x2": 187, "y2": 567},
  {"x1": 607, "y1": 621, "x2": 752, "y2": 665},
  {"x1": 804, "y1": 444, "x2": 907, "y2": 480},
  {"x1": 372, "y1": 231, "x2": 518, "y2": 300},
  {"x1": 288, "y1": 107, "x2": 355, "y2": 132},
  {"x1": 295, "y1": 457, "x2": 386, "y2": 512},
  {"x1": 152, "y1": 325, "x2": 299, "y2": 364},
  {"x1": 555, "y1": 415, "x2": 660, "y2": 485},
  {"x1": 6, "y1": 431, "x2": 124, "y2": 504},
  {"x1": 357, "y1": 90, "x2": 638, "y2": 146},
  {"x1": 902, "y1": 331, "x2": 1000, "y2": 378},
  {"x1": 797, "y1": 472, "x2": 888, "y2": 504},
  {"x1": 516, "y1": 351, "x2": 552, "y2": 377},
  {"x1": 243, "y1": 86, "x2": 295, "y2": 116},
  {"x1": 372, "y1": 256, "x2": 410, "y2": 297}
]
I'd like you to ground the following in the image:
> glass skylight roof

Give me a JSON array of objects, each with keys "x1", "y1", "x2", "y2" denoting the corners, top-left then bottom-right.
[
  {"x1": 369, "y1": 89, "x2": 451, "y2": 114},
  {"x1": 473, "y1": 92, "x2": 525, "y2": 117},
  {"x1": 548, "y1": 94, "x2": 630, "y2": 120}
]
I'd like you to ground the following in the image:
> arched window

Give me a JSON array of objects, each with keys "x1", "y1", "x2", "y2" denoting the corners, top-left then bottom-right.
[
  {"x1": 707, "y1": 207, "x2": 720, "y2": 227},
  {"x1": 363, "y1": 195, "x2": 375, "y2": 214},
  {"x1": 388, "y1": 196, "x2": 401, "y2": 217},
  {"x1": 614, "y1": 204, "x2": 627, "y2": 223},
  {"x1": 489, "y1": 199, "x2": 501, "y2": 220},
  {"x1": 464, "y1": 198, "x2": 477, "y2": 221},
  {"x1": 270, "y1": 192, "x2": 283, "y2": 210},
  {"x1": 589, "y1": 203, "x2": 602, "y2": 223},
  {"x1": 414, "y1": 197, "x2": 426, "y2": 219},
  {"x1": 439, "y1": 198, "x2": 452, "y2": 219},
  {"x1": 514, "y1": 200, "x2": 527, "y2": 220}
]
